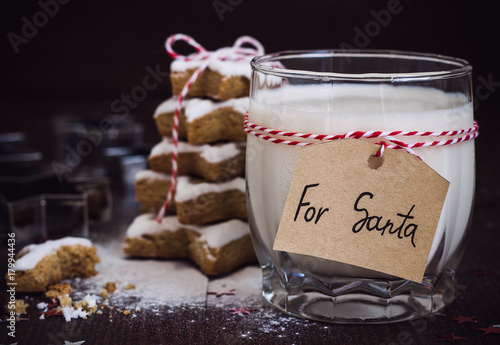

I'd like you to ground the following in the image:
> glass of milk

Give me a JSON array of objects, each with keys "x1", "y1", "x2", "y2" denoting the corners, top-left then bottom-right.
[{"x1": 246, "y1": 50, "x2": 475, "y2": 323}]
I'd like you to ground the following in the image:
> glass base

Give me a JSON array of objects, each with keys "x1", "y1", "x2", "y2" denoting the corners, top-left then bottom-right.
[{"x1": 261, "y1": 263, "x2": 457, "y2": 324}]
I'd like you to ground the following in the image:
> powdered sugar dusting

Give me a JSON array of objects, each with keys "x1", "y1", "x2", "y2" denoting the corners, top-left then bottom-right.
[
  {"x1": 150, "y1": 137, "x2": 241, "y2": 164},
  {"x1": 171, "y1": 59, "x2": 252, "y2": 78},
  {"x1": 153, "y1": 96, "x2": 192, "y2": 117},
  {"x1": 125, "y1": 214, "x2": 188, "y2": 238},
  {"x1": 134, "y1": 169, "x2": 171, "y2": 182},
  {"x1": 49, "y1": 234, "x2": 320, "y2": 341},
  {"x1": 174, "y1": 176, "x2": 245, "y2": 202},
  {"x1": 184, "y1": 97, "x2": 249, "y2": 122},
  {"x1": 196, "y1": 219, "x2": 250, "y2": 249},
  {"x1": 150, "y1": 137, "x2": 204, "y2": 156},
  {"x1": 200, "y1": 142, "x2": 240, "y2": 163},
  {"x1": 206, "y1": 266, "x2": 262, "y2": 307},
  {"x1": 67, "y1": 241, "x2": 208, "y2": 309},
  {"x1": 37, "y1": 302, "x2": 49, "y2": 310},
  {"x1": 62, "y1": 306, "x2": 88, "y2": 322},
  {"x1": 202, "y1": 265, "x2": 330, "y2": 343}
]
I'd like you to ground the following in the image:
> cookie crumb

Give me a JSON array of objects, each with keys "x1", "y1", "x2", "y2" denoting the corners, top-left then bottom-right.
[
  {"x1": 59, "y1": 295, "x2": 73, "y2": 308},
  {"x1": 123, "y1": 310, "x2": 131, "y2": 315},
  {"x1": 105, "y1": 282, "x2": 117, "y2": 293},
  {"x1": 124, "y1": 283, "x2": 136, "y2": 290},
  {"x1": 46, "y1": 283, "x2": 72, "y2": 299},
  {"x1": 5, "y1": 299, "x2": 30, "y2": 315}
]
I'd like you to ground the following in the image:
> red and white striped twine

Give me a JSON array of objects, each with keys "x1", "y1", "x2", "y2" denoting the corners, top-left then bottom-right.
[
  {"x1": 155, "y1": 34, "x2": 264, "y2": 222},
  {"x1": 244, "y1": 113, "x2": 479, "y2": 157}
]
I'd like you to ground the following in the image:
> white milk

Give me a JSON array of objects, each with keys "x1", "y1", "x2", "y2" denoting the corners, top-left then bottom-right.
[{"x1": 247, "y1": 84, "x2": 474, "y2": 279}]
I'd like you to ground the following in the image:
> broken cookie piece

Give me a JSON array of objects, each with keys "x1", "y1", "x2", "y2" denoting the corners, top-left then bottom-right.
[{"x1": 10, "y1": 237, "x2": 100, "y2": 292}]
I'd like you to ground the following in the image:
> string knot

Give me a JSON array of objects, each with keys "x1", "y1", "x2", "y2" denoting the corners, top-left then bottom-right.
[{"x1": 373, "y1": 141, "x2": 388, "y2": 157}]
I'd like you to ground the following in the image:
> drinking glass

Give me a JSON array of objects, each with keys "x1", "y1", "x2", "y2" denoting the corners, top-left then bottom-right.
[{"x1": 246, "y1": 50, "x2": 475, "y2": 323}]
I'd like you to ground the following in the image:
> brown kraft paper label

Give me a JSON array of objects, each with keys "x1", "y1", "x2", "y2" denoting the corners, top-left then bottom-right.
[{"x1": 273, "y1": 139, "x2": 450, "y2": 283}]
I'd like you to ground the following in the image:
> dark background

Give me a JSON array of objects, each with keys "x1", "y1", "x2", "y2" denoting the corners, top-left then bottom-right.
[
  {"x1": 1, "y1": 0, "x2": 498, "y2": 194},
  {"x1": 0, "y1": 1, "x2": 497, "y2": 207},
  {"x1": 1, "y1": 0, "x2": 499, "y2": 141}
]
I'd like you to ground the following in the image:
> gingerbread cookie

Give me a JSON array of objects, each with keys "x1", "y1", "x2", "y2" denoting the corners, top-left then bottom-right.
[
  {"x1": 153, "y1": 96, "x2": 190, "y2": 139},
  {"x1": 9, "y1": 237, "x2": 100, "y2": 292},
  {"x1": 175, "y1": 176, "x2": 246, "y2": 225},
  {"x1": 186, "y1": 219, "x2": 256, "y2": 276},
  {"x1": 133, "y1": 170, "x2": 175, "y2": 212},
  {"x1": 123, "y1": 214, "x2": 190, "y2": 258},
  {"x1": 154, "y1": 97, "x2": 249, "y2": 144},
  {"x1": 123, "y1": 214, "x2": 256, "y2": 276},
  {"x1": 170, "y1": 58, "x2": 252, "y2": 100},
  {"x1": 184, "y1": 97, "x2": 248, "y2": 144},
  {"x1": 148, "y1": 137, "x2": 245, "y2": 182}
]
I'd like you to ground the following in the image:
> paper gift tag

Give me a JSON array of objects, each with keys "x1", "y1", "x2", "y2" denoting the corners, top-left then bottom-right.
[{"x1": 273, "y1": 139, "x2": 449, "y2": 283}]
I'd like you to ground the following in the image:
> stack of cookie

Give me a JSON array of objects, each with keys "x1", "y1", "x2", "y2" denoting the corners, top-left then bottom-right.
[{"x1": 124, "y1": 55, "x2": 257, "y2": 276}]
